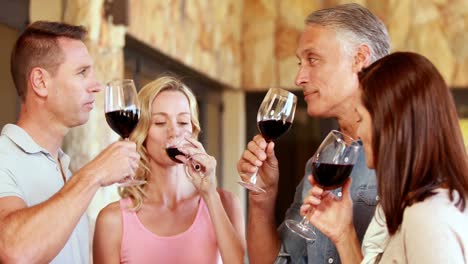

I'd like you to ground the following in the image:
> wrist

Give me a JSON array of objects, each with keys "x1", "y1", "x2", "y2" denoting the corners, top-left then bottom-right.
[
  {"x1": 75, "y1": 167, "x2": 102, "y2": 188},
  {"x1": 248, "y1": 189, "x2": 277, "y2": 211},
  {"x1": 201, "y1": 188, "x2": 220, "y2": 204},
  {"x1": 335, "y1": 225, "x2": 358, "y2": 248}
]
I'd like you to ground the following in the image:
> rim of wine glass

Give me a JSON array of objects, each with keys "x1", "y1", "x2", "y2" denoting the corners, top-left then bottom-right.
[
  {"x1": 106, "y1": 79, "x2": 135, "y2": 87},
  {"x1": 330, "y1": 129, "x2": 360, "y2": 147},
  {"x1": 267, "y1": 87, "x2": 297, "y2": 102},
  {"x1": 165, "y1": 130, "x2": 194, "y2": 148}
]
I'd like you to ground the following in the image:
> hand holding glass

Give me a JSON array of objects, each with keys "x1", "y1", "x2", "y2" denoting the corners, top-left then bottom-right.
[
  {"x1": 285, "y1": 130, "x2": 361, "y2": 240},
  {"x1": 238, "y1": 87, "x2": 297, "y2": 193},
  {"x1": 104, "y1": 79, "x2": 146, "y2": 187},
  {"x1": 165, "y1": 132, "x2": 208, "y2": 180}
]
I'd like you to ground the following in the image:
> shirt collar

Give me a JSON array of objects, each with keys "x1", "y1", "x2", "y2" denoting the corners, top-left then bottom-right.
[
  {"x1": 1, "y1": 124, "x2": 45, "y2": 154},
  {"x1": 1, "y1": 124, "x2": 69, "y2": 166}
]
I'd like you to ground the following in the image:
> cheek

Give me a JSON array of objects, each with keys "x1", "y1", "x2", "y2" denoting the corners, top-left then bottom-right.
[{"x1": 145, "y1": 127, "x2": 164, "y2": 153}]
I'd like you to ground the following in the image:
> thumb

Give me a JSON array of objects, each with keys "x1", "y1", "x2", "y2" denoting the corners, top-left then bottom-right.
[
  {"x1": 342, "y1": 177, "x2": 353, "y2": 198},
  {"x1": 265, "y1": 141, "x2": 276, "y2": 159}
]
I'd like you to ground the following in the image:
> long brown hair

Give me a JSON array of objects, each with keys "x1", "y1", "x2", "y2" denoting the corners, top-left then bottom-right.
[{"x1": 359, "y1": 52, "x2": 468, "y2": 235}]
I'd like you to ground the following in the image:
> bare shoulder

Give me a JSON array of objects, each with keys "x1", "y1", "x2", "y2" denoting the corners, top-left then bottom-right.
[{"x1": 96, "y1": 200, "x2": 123, "y2": 228}]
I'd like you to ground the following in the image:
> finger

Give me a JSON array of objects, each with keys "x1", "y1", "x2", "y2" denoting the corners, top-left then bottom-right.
[
  {"x1": 128, "y1": 151, "x2": 140, "y2": 162},
  {"x1": 307, "y1": 175, "x2": 325, "y2": 196},
  {"x1": 184, "y1": 136, "x2": 206, "y2": 152},
  {"x1": 247, "y1": 140, "x2": 267, "y2": 161},
  {"x1": 303, "y1": 194, "x2": 322, "y2": 206},
  {"x1": 252, "y1": 134, "x2": 267, "y2": 148},
  {"x1": 310, "y1": 186, "x2": 324, "y2": 197},
  {"x1": 265, "y1": 141, "x2": 276, "y2": 158},
  {"x1": 238, "y1": 160, "x2": 258, "y2": 175},
  {"x1": 243, "y1": 148, "x2": 262, "y2": 167},
  {"x1": 342, "y1": 177, "x2": 353, "y2": 198},
  {"x1": 300, "y1": 204, "x2": 311, "y2": 216},
  {"x1": 308, "y1": 174, "x2": 317, "y2": 186}
]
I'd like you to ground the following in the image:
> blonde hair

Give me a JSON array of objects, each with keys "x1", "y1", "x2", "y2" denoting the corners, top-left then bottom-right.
[{"x1": 119, "y1": 76, "x2": 201, "y2": 210}]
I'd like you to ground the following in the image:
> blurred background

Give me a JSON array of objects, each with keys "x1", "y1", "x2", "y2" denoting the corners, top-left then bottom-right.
[{"x1": 0, "y1": 0, "x2": 467, "y2": 229}]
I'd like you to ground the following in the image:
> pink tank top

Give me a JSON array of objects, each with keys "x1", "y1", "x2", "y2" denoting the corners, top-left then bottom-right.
[{"x1": 119, "y1": 198, "x2": 222, "y2": 264}]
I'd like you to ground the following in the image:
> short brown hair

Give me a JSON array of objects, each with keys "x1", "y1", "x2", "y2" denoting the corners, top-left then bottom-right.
[
  {"x1": 10, "y1": 21, "x2": 87, "y2": 101},
  {"x1": 359, "y1": 52, "x2": 468, "y2": 235}
]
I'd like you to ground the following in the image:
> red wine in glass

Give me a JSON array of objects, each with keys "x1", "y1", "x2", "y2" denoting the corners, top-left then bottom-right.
[
  {"x1": 105, "y1": 109, "x2": 140, "y2": 139},
  {"x1": 166, "y1": 147, "x2": 185, "y2": 163},
  {"x1": 312, "y1": 162, "x2": 354, "y2": 190},
  {"x1": 105, "y1": 79, "x2": 145, "y2": 187},
  {"x1": 285, "y1": 130, "x2": 361, "y2": 240},
  {"x1": 238, "y1": 87, "x2": 297, "y2": 193},
  {"x1": 258, "y1": 120, "x2": 292, "y2": 142}
]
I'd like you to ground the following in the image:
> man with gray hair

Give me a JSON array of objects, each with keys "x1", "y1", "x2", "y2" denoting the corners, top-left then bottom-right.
[{"x1": 237, "y1": 3, "x2": 390, "y2": 263}]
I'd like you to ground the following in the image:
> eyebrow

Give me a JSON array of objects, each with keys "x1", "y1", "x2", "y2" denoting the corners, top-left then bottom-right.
[{"x1": 296, "y1": 48, "x2": 319, "y2": 59}]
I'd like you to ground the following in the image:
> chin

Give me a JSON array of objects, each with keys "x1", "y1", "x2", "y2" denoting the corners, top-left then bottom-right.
[
  {"x1": 72, "y1": 115, "x2": 91, "y2": 128},
  {"x1": 365, "y1": 159, "x2": 375, "y2": 169}
]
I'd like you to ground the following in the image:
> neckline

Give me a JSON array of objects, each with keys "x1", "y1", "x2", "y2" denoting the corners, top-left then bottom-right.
[{"x1": 130, "y1": 197, "x2": 205, "y2": 240}]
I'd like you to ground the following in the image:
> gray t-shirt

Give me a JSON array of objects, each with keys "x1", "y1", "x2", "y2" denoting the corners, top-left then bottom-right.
[{"x1": 0, "y1": 124, "x2": 89, "y2": 264}]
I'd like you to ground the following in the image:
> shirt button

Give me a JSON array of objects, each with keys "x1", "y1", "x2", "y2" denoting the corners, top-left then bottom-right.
[{"x1": 328, "y1": 258, "x2": 334, "y2": 263}]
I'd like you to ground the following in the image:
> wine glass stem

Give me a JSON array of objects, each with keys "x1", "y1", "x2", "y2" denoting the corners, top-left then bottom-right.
[
  {"x1": 299, "y1": 216, "x2": 309, "y2": 227},
  {"x1": 250, "y1": 169, "x2": 258, "y2": 184},
  {"x1": 299, "y1": 208, "x2": 315, "y2": 228}
]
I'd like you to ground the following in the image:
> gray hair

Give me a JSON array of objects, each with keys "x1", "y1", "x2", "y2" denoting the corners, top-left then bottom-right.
[{"x1": 306, "y1": 3, "x2": 390, "y2": 63}]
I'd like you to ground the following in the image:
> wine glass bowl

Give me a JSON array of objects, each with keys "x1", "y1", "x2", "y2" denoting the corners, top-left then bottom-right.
[
  {"x1": 104, "y1": 79, "x2": 146, "y2": 187},
  {"x1": 164, "y1": 132, "x2": 208, "y2": 180},
  {"x1": 165, "y1": 131, "x2": 193, "y2": 164},
  {"x1": 285, "y1": 130, "x2": 361, "y2": 240},
  {"x1": 238, "y1": 87, "x2": 297, "y2": 193}
]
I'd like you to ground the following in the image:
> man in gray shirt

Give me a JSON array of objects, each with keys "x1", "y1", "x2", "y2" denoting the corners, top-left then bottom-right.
[
  {"x1": 0, "y1": 21, "x2": 140, "y2": 263},
  {"x1": 237, "y1": 4, "x2": 390, "y2": 263}
]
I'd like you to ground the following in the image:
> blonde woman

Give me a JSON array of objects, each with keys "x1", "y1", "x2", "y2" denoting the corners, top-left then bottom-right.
[{"x1": 93, "y1": 76, "x2": 245, "y2": 263}]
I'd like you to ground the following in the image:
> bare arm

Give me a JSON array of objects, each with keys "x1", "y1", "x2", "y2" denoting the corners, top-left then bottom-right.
[
  {"x1": 203, "y1": 189, "x2": 246, "y2": 264},
  {"x1": 93, "y1": 202, "x2": 122, "y2": 264},
  {"x1": 0, "y1": 141, "x2": 139, "y2": 263},
  {"x1": 247, "y1": 191, "x2": 281, "y2": 264},
  {"x1": 182, "y1": 138, "x2": 246, "y2": 263},
  {"x1": 0, "y1": 172, "x2": 99, "y2": 263},
  {"x1": 237, "y1": 135, "x2": 281, "y2": 264}
]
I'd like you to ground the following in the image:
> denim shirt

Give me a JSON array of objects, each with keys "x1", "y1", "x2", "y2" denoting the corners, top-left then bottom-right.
[{"x1": 275, "y1": 144, "x2": 377, "y2": 264}]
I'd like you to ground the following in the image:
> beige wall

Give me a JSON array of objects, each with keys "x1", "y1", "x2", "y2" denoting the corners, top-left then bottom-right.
[
  {"x1": 0, "y1": 25, "x2": 18, "y2": 128},
  {"x1": 127, "y1": 0, "x2": 243, "y2": 88},
  {"x1": 242, "y1": 0, "x2": 468, "y2": 90}
]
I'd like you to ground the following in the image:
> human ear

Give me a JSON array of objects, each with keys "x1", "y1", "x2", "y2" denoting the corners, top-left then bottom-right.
[
  {"x1": 353, "y1": 44, "x2": 372, "y2": 73},
  {"x1": 29, "y1": 67, "x2": 49, "y2": 98}
]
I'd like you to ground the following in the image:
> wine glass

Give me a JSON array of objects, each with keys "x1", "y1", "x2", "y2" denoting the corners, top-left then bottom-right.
[
  {"x1": 165, "y1": 131, "x2": 208, "y2": 180},
  {"x1": 238, "y1": 87, "x2": 297, "y2": 193},
  {"x1": 184, "y1": 153, "x2": 209, "y2": 180},
  {"x1": 104, "y1": 79, "x2": 146, "y2": 187},
  {"x1": 285, "y1": 130, "x2": 361, "y2": 240}
]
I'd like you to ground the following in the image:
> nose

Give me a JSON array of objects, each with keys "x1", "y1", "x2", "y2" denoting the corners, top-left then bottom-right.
[
  {"x1": 88, "y1": 69, "x2": 103, "y2": 93},
  {"x1": 294, "y1": 65, "x2": 308, "y2": 88}
]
